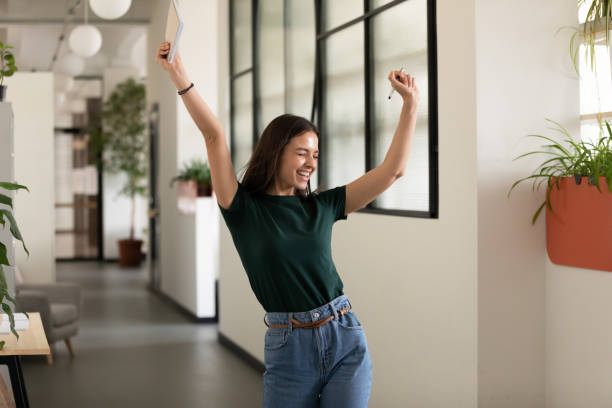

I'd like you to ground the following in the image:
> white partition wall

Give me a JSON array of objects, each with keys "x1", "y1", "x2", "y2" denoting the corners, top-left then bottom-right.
[
  {"x1": 5, "y1": 73, "x2": 55, "y2": 283},
  {"x1": 196, "y1": 197, "x2": 219, "y2": 318}
]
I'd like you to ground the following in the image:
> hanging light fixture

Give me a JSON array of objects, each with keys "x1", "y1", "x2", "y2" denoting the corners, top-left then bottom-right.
[
  {"x1": 69, "y1": 0, "x2": 102, "y2": 57},
  {"x1": 89, "y1": 0, "x2": 132, "y2": 20},
  {"x1": 57, "y1": 52, "x2": 85, "y2": 76},
  {"x1": 54, "y1": 73, "x2": 75, "y2": 93}
]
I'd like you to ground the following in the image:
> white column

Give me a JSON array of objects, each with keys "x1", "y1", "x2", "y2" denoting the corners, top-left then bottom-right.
[
  {"x1": 0, "y1": 103, "x2": 17, "y2": 298},
  {"x1": 4, "y1": 73, "x2": 55, "y2": 283},
  {"x1": 147, "y1": 0, "x2": 220, "y2": 315}
]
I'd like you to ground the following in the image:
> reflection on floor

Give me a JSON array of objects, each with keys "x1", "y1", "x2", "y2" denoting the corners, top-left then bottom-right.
[{"x1": 20, "y1": 261, "x2": 263, "y2": 407}]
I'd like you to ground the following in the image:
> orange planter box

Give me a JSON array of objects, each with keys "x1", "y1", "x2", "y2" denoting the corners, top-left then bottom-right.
[{"x1": 546, "y1": 176, "x2": 612, "y2": 272}]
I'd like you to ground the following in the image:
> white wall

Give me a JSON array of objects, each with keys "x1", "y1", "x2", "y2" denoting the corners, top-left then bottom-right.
[
  {"x1": 102, "y1": 66, "x2": 148, "y2": 259},
  {"x1": 147, "y1": 0, "x2": 219, "y2": 316},
  {"x1": 217, "y1": 1, "x2": 480, "y2": 406},
  {"x1": 474, "y1": 0, "x2": 578, "y2": 405},
  {"x1": 542, "y1": 5, "x2": 612, "y2": 402},
  {"x1": 0, "y1": 103, "x2": 17, "y2": 299},
  {"x1": 473, "y1": 2, "x2": 612, "y2": 407},
  {"x1": 5, "y1": 73, "x2": 55, "y2": 283}
]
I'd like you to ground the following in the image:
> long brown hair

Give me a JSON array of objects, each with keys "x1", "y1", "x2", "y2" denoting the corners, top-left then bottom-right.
[{"x1": 240, "y1": 114, "x2": 319, "y2": 199}]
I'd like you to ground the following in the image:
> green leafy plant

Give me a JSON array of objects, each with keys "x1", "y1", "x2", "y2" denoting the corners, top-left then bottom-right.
[
  {"x1": 0, "y1": 182, "x2": 30, "y2": 349},
  {"x1": 0, "y1": 41, "x2": 18, "y2": 87},
  {"x1": 170, "y1": 158, "x2": 212, "y2": 188},
  {"x1": 90, "y1": 78, "x2": 147, "y2": 240},
  {"x1": 508, "y1": 119, "x2": 612, "y2": 224},
  {"x1": 571, "y1": 0, "x2": 612, "y2": 74}
]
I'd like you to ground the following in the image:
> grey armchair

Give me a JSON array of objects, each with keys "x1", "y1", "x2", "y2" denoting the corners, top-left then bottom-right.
[{"x1": 15, "y1": 282, "x2": 82, "y2": 365}]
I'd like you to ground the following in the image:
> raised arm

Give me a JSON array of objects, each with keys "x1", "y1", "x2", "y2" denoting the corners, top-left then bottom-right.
[
  {"x1": 156, "y1": 42, "x2": 237, "y2": 209},
  {"x1": 345, "y1": 70, "x2": 419, "y2": 215}
]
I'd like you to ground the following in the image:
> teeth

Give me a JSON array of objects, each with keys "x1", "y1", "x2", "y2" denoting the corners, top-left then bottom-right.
[{"x1": 297, "y1": 171, "x2": 309, "y2": 177}]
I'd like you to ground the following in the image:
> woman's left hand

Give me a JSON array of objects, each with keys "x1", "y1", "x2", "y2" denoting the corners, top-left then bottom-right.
[{"x1": 388, "y1": 70, "x2": 419, "y2": 110}]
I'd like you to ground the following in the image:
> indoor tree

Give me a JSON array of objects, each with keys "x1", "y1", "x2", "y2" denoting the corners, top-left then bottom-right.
[{"x1": 91, "y1": 77, "x2": 147, "y2": 266}]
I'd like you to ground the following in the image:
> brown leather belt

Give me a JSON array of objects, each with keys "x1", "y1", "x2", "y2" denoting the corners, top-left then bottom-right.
[{"x1": 267, "y1": 306, "x2": 351, "y2": 329}]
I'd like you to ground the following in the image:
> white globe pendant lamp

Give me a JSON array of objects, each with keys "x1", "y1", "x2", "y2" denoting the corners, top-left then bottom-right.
[
  {"x1": 54, "y1": 73, "x2": 75, "y2": 93},
  {"x1": 57, "y1": 53, "x2": 85, "y2": 77},
  {"x1": 69, "y1": 0, "x2": 102, "y2": 58},
  {"x1": 69, "y1": 25, "x2": 102, "y2": 57},
  {"x1": 89, "y1": 0, "x2": 132, "y2": 20}
]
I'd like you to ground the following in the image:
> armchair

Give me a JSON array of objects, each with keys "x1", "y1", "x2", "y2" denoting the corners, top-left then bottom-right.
[{"x1": 15, "y1": 282, "x2": 82, "y2": 365}]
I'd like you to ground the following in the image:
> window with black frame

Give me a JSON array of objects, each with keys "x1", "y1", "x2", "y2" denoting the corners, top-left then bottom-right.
[
  {"x1": 229, "y1": 0, "x2": 255, "y2": 176},
  {"x1": 229, "y1": 0, "x2": 438, "y2": 217}
]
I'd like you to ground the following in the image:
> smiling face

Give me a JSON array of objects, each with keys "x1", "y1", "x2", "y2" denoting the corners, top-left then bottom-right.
[{"x1": 269, "y1": 131, "x2": 319, "y2": 195}]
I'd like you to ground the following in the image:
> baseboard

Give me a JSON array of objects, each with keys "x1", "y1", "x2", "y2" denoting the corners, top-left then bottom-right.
[
  {"x1": 148, "y1": 285, "x2": 218, "y2": 323},
  {"x1": 56, "y1": 258, "x2": 103, "y2": 262},
  {"x1": 218, "y1": 331, "x2": 265, "y2": 373}
]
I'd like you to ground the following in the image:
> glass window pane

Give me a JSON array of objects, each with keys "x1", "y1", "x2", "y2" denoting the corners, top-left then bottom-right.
[
  {"x1": 257, "y1": 0, "x2": 285, "y2": 136},
  {"x1": 579, "y1": 43, "x2": 612, "y2": 115},
  {"x1": 372, "y1": 0, "x2": 429, "y2": 211},
  {"x1": 232, "y1": 0, "x2": 252, "y2": 73},
  {"x1": 372, "y1": 0, "x2": 395, "y2": 8},
  {"x1": 581, "y1": 121, "x2": 605, "y2": 145},
  {"x1": 233, "y1": 73, "x2": 253, "y2": 175},
  {"x1": 323, "y1": 24, "x2": 365, "y2": 188},
  {"x1": 323, "y1": 0, "x2": 362, "y2": 31},
  {"x1": 578, "y1": 1, "x2": 594, "y2": 24},
  {"x1": 286, "y1": 0, "x2": 316, "y2": 118}
]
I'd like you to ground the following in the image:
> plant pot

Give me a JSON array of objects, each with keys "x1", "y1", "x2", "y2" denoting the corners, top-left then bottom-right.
[
  {"x1": 546, "y1": 176, "x2": 612, "y2": 272},
  {"x1": 0, "y1": 85, "x2": 6, "y2": 102},
  {"x1": 177, "y1": 180, "x2": 197, "y2": 215},
  {"x1": 118, "y1": 239, "x2": 143, "y2": 267},
  {"x1": 197, "y1": 182, "x2": 213, "y2": 197}
]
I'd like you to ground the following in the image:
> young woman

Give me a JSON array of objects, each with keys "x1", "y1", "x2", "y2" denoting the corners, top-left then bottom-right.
[{"x1": 156, "y1": 41, "x2": 419, "y2": 408}]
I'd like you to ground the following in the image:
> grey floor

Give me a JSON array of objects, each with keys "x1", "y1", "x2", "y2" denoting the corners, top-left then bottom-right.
[{"x1": 19, "y1": 261, "x2": 263, "y2": 408}]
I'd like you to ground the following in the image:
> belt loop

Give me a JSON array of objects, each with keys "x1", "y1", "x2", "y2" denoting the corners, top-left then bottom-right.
[
  {"x1": 288, "y1": 313, "x2": 293, "y2": 333},
  {"x1": 330, "y1": 301, "x2": 339, "y2": 320}
]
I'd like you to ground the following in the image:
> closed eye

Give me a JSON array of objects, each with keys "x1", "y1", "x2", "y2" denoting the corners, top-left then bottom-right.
[{"x1": 298, "y1": 153, "x2": 319, "y2": 159}]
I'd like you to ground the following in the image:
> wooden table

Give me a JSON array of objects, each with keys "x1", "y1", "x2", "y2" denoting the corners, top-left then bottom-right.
[{"x1": 0, "y1": 313, "x2": 50, "y2": 408}]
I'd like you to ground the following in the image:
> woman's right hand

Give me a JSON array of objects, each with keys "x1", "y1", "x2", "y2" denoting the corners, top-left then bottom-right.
[
  {"x1": 156, "y1": 41, "x2": 183, "y2": 74},
  {"x1": 156, "y1": 41, "x2": 190, "y2": 89}
]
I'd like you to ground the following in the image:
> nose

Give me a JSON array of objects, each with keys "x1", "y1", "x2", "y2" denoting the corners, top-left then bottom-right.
[{"x1": 306, "y1": 155, "x2": 316, "y2": 169}]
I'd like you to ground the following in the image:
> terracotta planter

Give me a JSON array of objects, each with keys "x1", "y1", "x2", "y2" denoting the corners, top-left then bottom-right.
[
  {"x1": 546, "y1": 176, "x2": 612, "y2": 271},
  {"x1": 118, "y1": 239, "x2": 143, "y2": 267},
  {"x1": 177, "y1": 180, "x2": 197, "y2": 215},
  {"x1": 176, "y1": 180, "x2": 213, "y2": 214},
  {"x1": 196, "y1": 182, "x2": 212, "y2": 197}
]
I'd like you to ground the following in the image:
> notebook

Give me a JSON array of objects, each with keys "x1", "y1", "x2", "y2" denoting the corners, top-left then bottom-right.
[{"x1": 164, "y1": 0, "x2": 184, "y2": 63}]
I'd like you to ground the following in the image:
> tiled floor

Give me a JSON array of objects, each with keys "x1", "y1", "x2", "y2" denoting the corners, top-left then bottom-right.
[{"x1": 19, "y1": 261, "x2": 263, "y2": 407}]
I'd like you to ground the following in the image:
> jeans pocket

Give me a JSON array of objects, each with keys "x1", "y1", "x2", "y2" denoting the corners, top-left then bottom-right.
[
  {"x1": 264, "y1": 327, "x2": 292, "y2": 350},
  {"x1": 335, "y1": 310, "x2": 363, "y2": 330}
]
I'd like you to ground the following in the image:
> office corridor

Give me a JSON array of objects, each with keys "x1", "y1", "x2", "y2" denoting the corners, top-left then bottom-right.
[{"x1": 19, "y1": 262, "x2": 262, "y2": 407}]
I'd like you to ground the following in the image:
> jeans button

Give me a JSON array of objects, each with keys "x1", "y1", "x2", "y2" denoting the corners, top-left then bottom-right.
[{"x1": 313, "y1": 312, "x2": 320, "y2": 319}]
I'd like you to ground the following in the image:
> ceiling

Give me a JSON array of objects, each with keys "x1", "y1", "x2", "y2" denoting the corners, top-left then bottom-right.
[{"x1": 0, "y1": 0, "x2": 152, "y2": 77}]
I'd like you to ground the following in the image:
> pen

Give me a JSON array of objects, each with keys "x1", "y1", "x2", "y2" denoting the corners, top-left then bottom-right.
[{"x1": 388, "y1": 67, "x2": 405, "y2": 100}]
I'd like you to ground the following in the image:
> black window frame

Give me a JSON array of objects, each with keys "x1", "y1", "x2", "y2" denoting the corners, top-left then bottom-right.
[{"x1": 229, "y1": 0, "x2": 439, "y2": 218}]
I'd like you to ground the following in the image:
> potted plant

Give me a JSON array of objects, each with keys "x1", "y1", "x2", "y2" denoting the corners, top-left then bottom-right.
[
  {"x1": 170, "y1": 158, "x2": 213, "y2": 197},
  {"x1": 91, "y1": 78, "x2": 147, "y2": 267},
  {"x1": 0, "y1": 182, "x2": 30, "y2": 348},
  {"x1": 508, "y1": 119, "x2": 612, "y2": 271},
  {"x1": 0, "y1": 41, "x2": 18, "y2": 102}
]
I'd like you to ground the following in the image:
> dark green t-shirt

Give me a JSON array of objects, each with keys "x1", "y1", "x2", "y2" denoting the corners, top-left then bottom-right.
[{"x1": 218, "y1": 182, "x2": 348, "y2": 312}]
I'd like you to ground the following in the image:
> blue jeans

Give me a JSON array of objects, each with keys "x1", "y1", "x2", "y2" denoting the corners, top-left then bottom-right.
[{"x1": 262, "y1": 294, "x2": 372, "y2": 408}]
